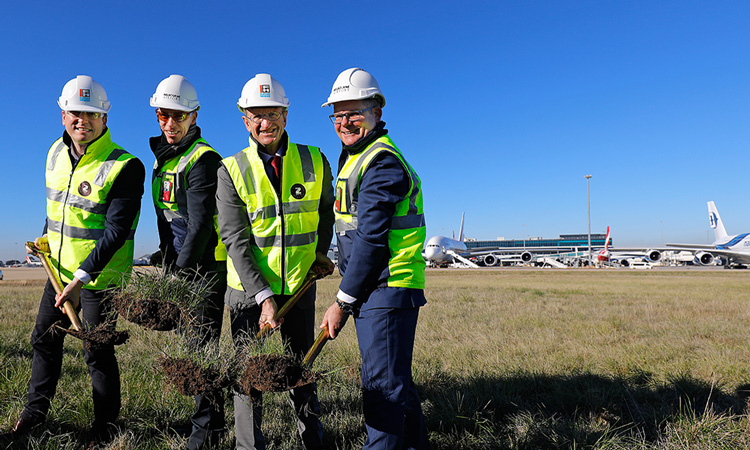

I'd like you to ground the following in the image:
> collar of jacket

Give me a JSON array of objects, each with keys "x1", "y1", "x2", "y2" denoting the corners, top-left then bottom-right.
[
  {"x1": 62, "y1": 127, "x2": 113, "y2": 162},
  {"x1": 250, "y1": 131, "x2": 289, "y2": 158},
  {"x1": 341, "y1": 121, "x2": 388, "y2": 156},
  {"x1": 150, "y1": 125, "x2": 201, "y2": 166}
]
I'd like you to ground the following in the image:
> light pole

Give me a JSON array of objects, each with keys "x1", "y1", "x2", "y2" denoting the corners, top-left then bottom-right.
[{"x1": 585, "y1": 175, "x2": 592, "y2": 265}]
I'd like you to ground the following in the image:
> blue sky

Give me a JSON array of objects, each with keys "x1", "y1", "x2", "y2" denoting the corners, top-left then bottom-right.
[{"x1": 1, "y1": 1, "x2": 749, "y2": 261}]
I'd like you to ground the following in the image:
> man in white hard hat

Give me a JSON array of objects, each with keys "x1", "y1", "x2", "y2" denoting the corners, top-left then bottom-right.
[
  {"x1": 320, "y1": 67, "x2": 429, "y2": 449},
  {"x1": 216, "y1": 73, "x2": 335, "y2": 450},
  {"x1": 149, "y1": 74, "x2": 227, "y2": 449},
  {"x1": 0, "y1": 75, "x2": 144, "y2": 449}
]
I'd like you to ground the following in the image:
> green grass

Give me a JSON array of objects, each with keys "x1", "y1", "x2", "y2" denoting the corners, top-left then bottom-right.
[{"x1": 4, "y1": 269, "x2": 750, "y2": 449}]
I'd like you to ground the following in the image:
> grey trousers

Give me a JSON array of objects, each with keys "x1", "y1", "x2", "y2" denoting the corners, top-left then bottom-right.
[{"x1": 227, "y1": 286, "x2": 324, "y2": 450}]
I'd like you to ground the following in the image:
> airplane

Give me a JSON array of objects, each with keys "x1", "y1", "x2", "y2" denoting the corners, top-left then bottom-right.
[
  {"x1": 423, "y1": 213, "x2": 598, "y2": 267},
  {"x1": 664, "y1": 201, "x2": 750, "y2": 266},
  {"x1": 607, "y1": 201, "x2": 750, "y2": 267},
  {"x1": 25, "y1": 255, "x2": 42, "y2": 267},
  {"x1": 423, "y1": 213, "x2": 475, "y2": 267}
]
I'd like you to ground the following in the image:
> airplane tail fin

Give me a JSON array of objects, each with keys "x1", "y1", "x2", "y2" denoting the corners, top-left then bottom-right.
[
  {"x1": 707, "y1": 201, "x2": 729, "y2": 243},
  {"x1": 604, "y1": 226, "x2": 611, "y2": 250},
  {"x1": 458, "y1": 212, "x2": 465, "y2": 242}
]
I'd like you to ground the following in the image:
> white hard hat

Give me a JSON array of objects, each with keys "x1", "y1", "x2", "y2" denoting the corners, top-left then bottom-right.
[
  {"x1": 237, "y1": 73, "x2": 290, "y2": 110},
  {"x1": 58, "y1": 75, "x2": 111, "y2": 113},
  {"x1": 321, "y1": 67, "x2": 385, "y2": 108},
  {"x1": 150, "y1": 74, "x2": 200, "y2": 111}
]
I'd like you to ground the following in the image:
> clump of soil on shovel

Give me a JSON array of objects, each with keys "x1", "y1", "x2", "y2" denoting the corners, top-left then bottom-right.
[
  {"x1": 113, "y1": 294, "x2": 183, "y2": 331},
  {"x1": 54, "y1": 321, "x2": 130, "y2": 352},
  {"x1": 158, "y1": 356, "x2": 232, "y2": 396},
  {"x1": 239, "y1": 354, "x2": 319, "y2": 398}
]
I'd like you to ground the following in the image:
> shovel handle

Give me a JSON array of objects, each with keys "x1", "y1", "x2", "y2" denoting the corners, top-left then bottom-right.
[
  {"x1": 257, "y1": 272, "x2": 322, "y2": 339},
  {"x1": 27, "y1": 242, "x2": 83, "y2": 332},
  {"x1": 302, "y1": 326, "x2": 330, "y2": 368}
]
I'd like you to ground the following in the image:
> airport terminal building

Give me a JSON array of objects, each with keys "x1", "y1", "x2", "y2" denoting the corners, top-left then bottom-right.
[{"x1": 465, "y1": 234, "x2": 609, "y2": 250}]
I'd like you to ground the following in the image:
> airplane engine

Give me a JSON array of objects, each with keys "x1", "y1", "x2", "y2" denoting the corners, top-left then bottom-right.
[
  {"x1": 645, "y1": 249, "x2": 662, "y2": 262},
  {"x1": 483, "y1": 254, "x2": 499, "y2": 266},
  {"x1": 521, "y1": 251, "x2": 533, "y2": 263},
  {"x1": 695, "y1": 251, "x2": 714, "y2": 265}
]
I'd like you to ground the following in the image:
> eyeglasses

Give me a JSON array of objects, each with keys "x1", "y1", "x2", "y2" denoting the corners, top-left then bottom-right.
[
  {"x1": 244, "y1": 110, "x2": 283, "y2": 124},
  {"x1": 156, "y1": 109, "x2": 193, "y2": 123},
  {"x1": 65, "y1": 110, "x2": 104, "y2": 120},
  {"x1": 329, "y1": 105, "x2": 375, "y2": 124}
]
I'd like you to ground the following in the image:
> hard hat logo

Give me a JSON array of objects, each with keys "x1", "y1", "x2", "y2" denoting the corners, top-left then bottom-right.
[
  {"x1": 79, "y1": 89, "x2": 91, "y2": 102},
  {"x1": 163, "y1": 93, "x2": 181, "y2": 101},
  {"x1": 260, "y1": 84, "x2": 271, "y2": 98},
  {"x1": 332, "y1": 85, "x2": 349, "y2": 95}
]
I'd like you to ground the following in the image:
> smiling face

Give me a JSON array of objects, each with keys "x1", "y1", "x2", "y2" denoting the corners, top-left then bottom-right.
[
  {"x1": 332, "y1": 99, "x2": 381, "y2": 147},
  {"x1": 157, "y1": 108, "x2": 197, "y2": 145},
  {"x1": 62, "y1": 110, "x2": 107, "y2": 155},
  {"x1": 243, "y1": 107, "x2": 287, "y2": 154}
]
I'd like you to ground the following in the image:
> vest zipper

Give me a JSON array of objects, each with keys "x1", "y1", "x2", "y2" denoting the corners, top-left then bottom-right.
[
  {"x1": 58, "y1": 153, "x2": 79, "y2": 283},
  {"x1": 278, "y1": 157, "x2": 286, "y2": 295}
]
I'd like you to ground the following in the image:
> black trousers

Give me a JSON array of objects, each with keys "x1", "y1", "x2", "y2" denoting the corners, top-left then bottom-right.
[
  {"x1": 22, "y1": 281, "x2": 120, "y2": 427},
  {"x1": 186, "y1": 270, "x2": 227, "y2": 450}
]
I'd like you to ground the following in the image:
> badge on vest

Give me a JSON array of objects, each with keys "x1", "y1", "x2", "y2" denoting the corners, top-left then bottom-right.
[
  {"x1": 78, "y1": 181, "x2": 92, "y2": 196},
  {"x1": 162, "y1": 180, "x2": 173, "y2": 202},
  {"x1": 291, "y1": 184, "x2": 306, "y2": 199}
]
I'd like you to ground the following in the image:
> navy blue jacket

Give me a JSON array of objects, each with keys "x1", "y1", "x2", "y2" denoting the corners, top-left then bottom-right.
[{"x1": 336, "y1": 123, "x2": 426, "y2": 311}]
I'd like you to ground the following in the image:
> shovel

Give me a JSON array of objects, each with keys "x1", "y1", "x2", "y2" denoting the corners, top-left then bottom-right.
[
  {"x1": 301, "y1": 325, "x2": 330, "y2": 369},
  {"x1": 256, "y1": 271, "x2": 326, "y2": 339},
  {"x1": 26, "y1": 241, "x2": 83, "y2": 332}
]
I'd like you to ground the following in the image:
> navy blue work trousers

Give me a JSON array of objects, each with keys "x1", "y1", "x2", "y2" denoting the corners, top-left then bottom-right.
[{"x1": 355, "y1": 307, "x2": 429, "y2": 450}]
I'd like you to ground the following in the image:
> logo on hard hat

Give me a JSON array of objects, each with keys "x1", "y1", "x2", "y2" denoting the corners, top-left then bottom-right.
[
  {"x1": 260, "y1": 84, "x2": 271, "y2": 98},
  {"x1": 78, "y1": 181, "x2": 92, "y2": 196},
  {"x1": 291, "y1": 184, "x2": 306, "y2": 199},
  {"x1": 164, "y1": 93, "x2": 181, "y2": 101},
  {"x1": 79, "y1": 89, "x2": 91, "y2": 102},
  {"x1": 332, "y1": 85, "x2": 350, "y2": 95}
]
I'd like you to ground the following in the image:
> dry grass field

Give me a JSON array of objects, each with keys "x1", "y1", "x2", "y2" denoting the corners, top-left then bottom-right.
[{"x1": 3, "y1": 268, "x2": 750, "y2": 449}]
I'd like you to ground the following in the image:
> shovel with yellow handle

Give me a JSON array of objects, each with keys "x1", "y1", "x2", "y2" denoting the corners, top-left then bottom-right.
[
  {"x1": 256, "y1": 271, "x2": 325, "y2": 339},
  {"x1": 301, "y1": 325, "x2": 330, "y2": 369},
  {"x1": 26, "y1": 240, "x2": 83, "y2": 332}
]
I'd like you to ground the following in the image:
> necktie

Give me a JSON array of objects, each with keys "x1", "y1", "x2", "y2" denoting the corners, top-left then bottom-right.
[{"x1": 271, "y1": 155, "x2": 281, "y2": 180}]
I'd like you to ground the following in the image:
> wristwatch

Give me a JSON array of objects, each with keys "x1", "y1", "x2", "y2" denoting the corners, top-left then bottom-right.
[{"x1": 336, "y1": 298, "x2": 355, "y2": 315}]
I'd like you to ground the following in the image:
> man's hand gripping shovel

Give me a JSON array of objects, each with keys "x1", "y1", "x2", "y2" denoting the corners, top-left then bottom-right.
[
  {"x1": 256, "y1": 254, "x2": 335, "y2": 339},
  {"x1": 26, "y1": 240, "x2": 83, "y2": 332}
]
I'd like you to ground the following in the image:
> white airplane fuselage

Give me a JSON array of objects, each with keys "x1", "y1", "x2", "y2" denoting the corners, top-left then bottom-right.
[{"x1": 424, "y1": 235, "x2": 468, "y2": 264}]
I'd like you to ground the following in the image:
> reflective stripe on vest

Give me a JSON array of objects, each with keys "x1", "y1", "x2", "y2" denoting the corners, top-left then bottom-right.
[
  {"x1": 334, "y1": 135, "x2": 426, "y2": 289},
  {"x1": 45, "y1": 130, "x2": 138, "y2": 289},
  {"x1": 222, "y1": 141, "x2": 324, "y2": 294}
]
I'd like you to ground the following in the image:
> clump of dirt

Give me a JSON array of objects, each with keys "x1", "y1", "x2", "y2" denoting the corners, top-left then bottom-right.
[
  {"x1": 54, "y1": 321, "x2": 130, "y2": 352},
  {"x1": 239, "y1": 354, "x2": 319, "y2": 396},
  {"x1": 113, "y1": 294, "x2": 183, "y2": 331},
  {"x1": 158, "y1": 356, "x2": 231, "y2": 396}
]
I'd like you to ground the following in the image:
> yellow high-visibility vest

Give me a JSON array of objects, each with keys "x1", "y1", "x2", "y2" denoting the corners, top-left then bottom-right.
[
  {"x1": 45, "y1": 129, "x2": 138, "y2": 289},
  {"x1": 152, "y1": 138, "x2": 226, "y2": 262},
  {"x1": 334, "y1": 135, "x2": 426, "y2": 289},
  {"x1": 222, "y1": 139, "x2": 324, "y2": 294}
]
